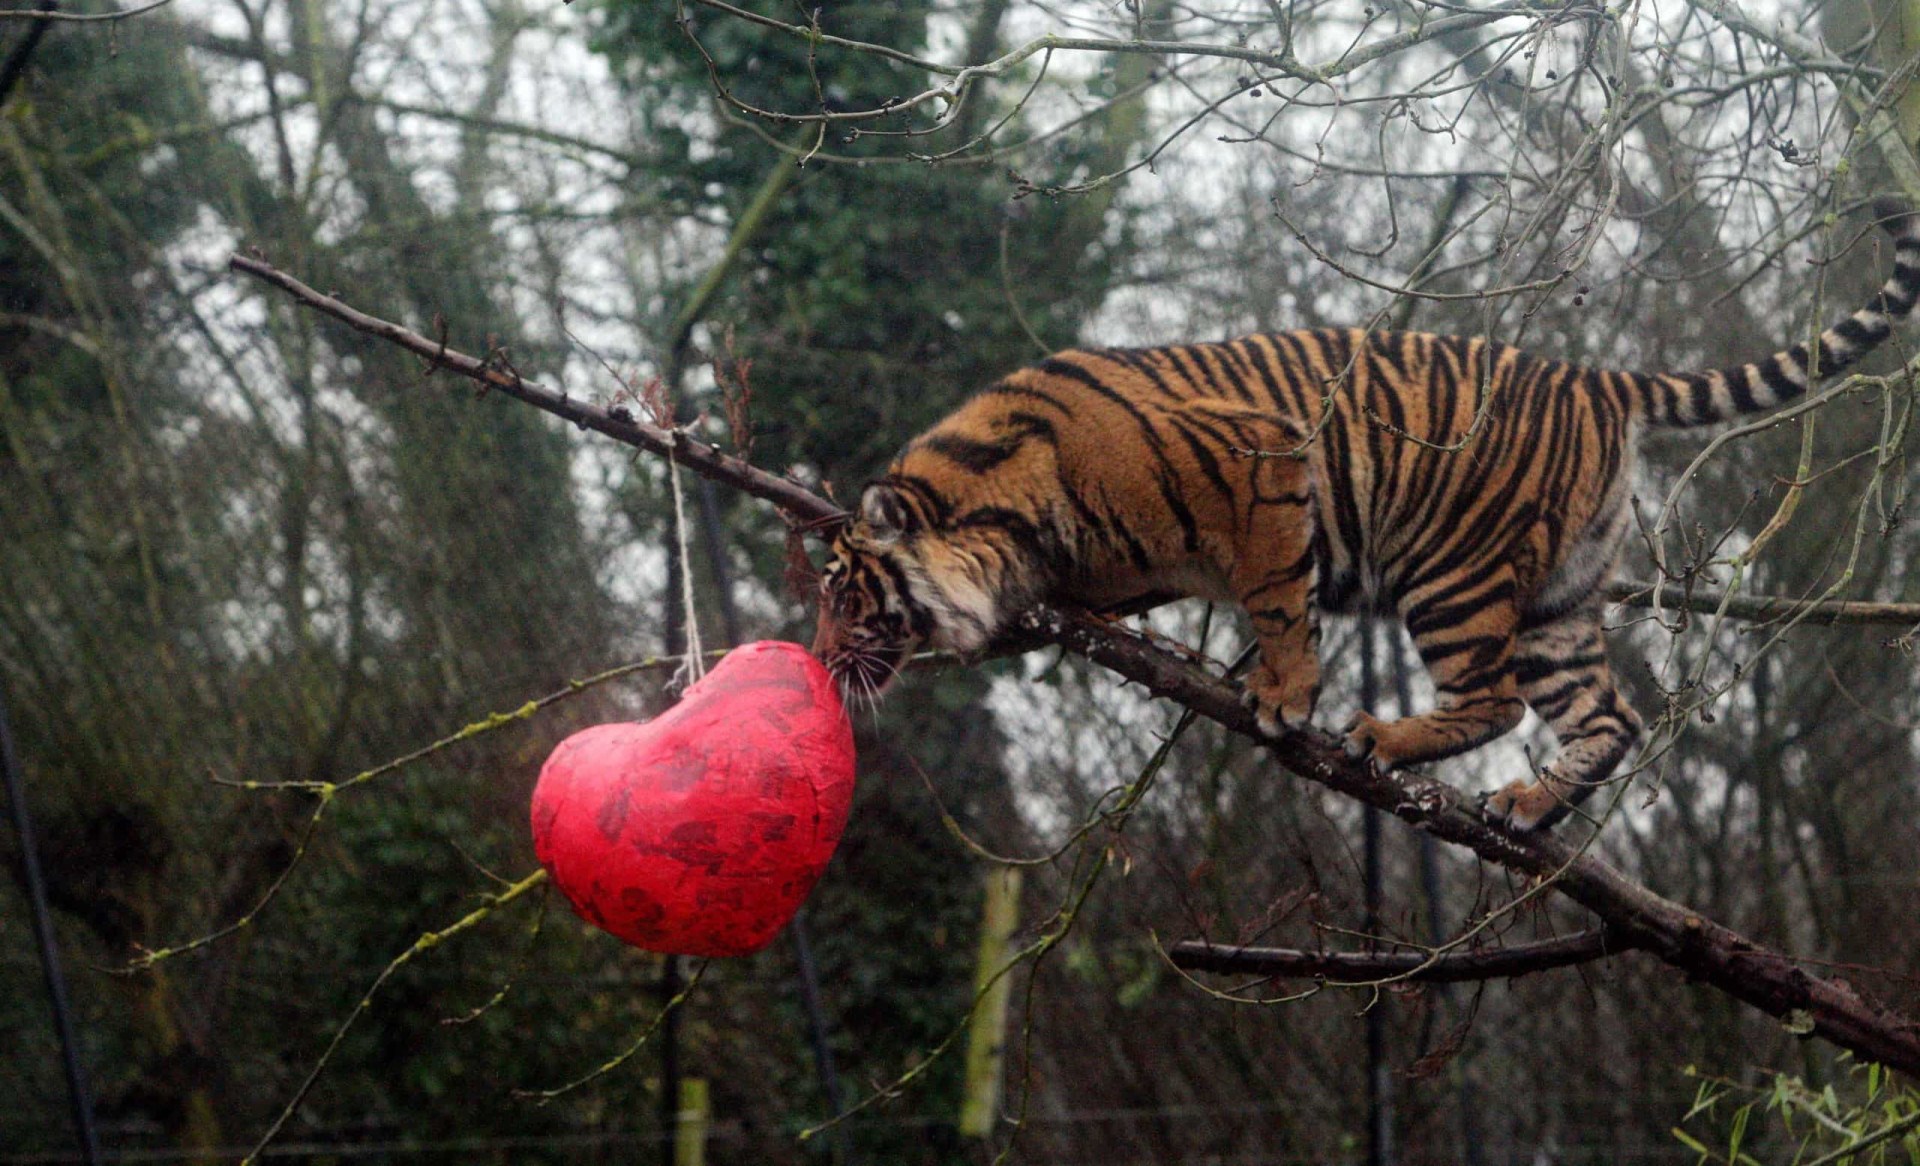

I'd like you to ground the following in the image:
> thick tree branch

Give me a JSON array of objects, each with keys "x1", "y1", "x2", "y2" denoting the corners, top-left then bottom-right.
[
  {"x1": 227, "y1": 254, "x2": 1920, "y2": 1076},
  {"x1": 1038, "y1": 610, "x2": 1920, "y2": 1072},
  {"x1": 1169, "y1": 928, "x2": 1636, "y2": 983}
]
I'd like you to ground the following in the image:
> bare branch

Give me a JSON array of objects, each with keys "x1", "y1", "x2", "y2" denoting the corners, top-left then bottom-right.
[
  {"x1": 366, "y1": 98, "x2": 650, "y2": 171},
  {"x1": 225, "y1": 255, "x2": 838, "y2": 526},
  {"x1": 679, "y1": 0, "x2": 1589, "y2": 129},
  {"x1": 1605, "y1": 579, "x2": 1920, "y2": 627},
  {"x1": 1169, "y1": 928, "x2": 1636, "y2": 983},
  {"x1": 0, "y1": 0, "x2": 173, "y2": 21}
]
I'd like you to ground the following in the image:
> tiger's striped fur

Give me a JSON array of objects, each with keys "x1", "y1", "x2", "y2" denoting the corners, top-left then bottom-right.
[{"x1": 813, "y1": 202, "x2": 1920, "y2": 831}]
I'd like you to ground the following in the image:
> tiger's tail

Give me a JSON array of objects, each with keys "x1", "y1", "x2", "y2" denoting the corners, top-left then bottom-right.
[{"x1": 1628, "y1": 200, "x2": 1920, "y2": 427}]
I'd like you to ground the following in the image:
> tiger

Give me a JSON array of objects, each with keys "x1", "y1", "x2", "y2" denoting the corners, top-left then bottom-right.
[{"x1": 812, "y1": 201, "x2": 1920, "y2": 832}]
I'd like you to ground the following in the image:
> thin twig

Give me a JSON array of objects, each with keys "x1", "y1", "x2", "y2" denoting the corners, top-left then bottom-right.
[
  {"x1": 121, "y1": 654, "x2": 700, "y2": 971},
  {"x1": 1604, "y1": 579, "x2": 1920, "y2": 627},
  {"x1": 1799, "y1": 1108, "x2": 1920, "y2": 1166},
  {"x1": 240, "y1": 869, "x2": 549, "y2": 1165},
  {"x1": 513, "y1": 960, "x2": 709, "y2": 1102}
]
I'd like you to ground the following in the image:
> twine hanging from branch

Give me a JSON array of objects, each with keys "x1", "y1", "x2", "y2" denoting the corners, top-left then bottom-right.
[{"x1": 667, "y1": 436, "x2": 707, "y2": 686}]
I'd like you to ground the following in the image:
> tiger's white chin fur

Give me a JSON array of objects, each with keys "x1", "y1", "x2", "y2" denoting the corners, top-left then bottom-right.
[
  {"x1": 896, "y1": 550, "x2": 1006, "y2": 655},
  {"x1": 903, "y1": 525, "x2": 1057, "y2": 658}
]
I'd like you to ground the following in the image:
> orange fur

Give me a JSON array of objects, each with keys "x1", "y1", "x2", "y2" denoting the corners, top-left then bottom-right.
[{"x1": 816, "y1": 204, "x2": 1920, "y2": 831}]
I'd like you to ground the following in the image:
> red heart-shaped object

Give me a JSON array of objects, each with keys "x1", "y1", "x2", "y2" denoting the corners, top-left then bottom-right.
[{"x1": 530, "y1": 641, "x2": 855, "y2": 957}]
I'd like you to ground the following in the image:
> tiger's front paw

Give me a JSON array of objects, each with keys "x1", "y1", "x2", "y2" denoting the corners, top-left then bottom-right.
[
  {"x1": 1480, "y1": 779, "x2": 1568, "y2": 834},
  {"x1": 1340, "y1": 709, "x2": 1405, "y2": 768},
  {"x1": 1239, "y1": 665, "x2": 1316, "y2": 738}
]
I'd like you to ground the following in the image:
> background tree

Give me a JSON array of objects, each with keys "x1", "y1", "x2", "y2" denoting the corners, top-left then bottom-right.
[{"x1": 4, "y1": 1, "x2": 1920, "y2": 1164}]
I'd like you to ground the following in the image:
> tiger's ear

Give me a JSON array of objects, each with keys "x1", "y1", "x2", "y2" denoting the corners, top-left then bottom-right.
[{"x1": 860, "y1": 482, "x2": 916, "y2": 541}]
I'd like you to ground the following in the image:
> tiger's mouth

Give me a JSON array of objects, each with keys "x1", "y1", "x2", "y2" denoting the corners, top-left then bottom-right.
[{"x1": 825, "y1": 639, "x2": 913, "y2": 710}]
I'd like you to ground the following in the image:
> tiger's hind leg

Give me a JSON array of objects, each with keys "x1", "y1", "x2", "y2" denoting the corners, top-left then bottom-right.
[
  {"x1": 1343, "y1": 569, "x2": 1527, "y2": 769},
  {"x1": 1482, "y1": 606, "x2": 1642, "y2": 833}
]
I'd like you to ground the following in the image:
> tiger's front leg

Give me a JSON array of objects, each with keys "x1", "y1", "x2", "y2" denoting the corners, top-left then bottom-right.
[
  {"x1": 1166, "y1": 397, "x2": 1323, "y2": 736},
  {"x1": 1237, "y1": 570, "x2": 1321, "y2": 736},
  {"x1": 1224, "y1": 456, "x2": 1322, "y2": 737}
]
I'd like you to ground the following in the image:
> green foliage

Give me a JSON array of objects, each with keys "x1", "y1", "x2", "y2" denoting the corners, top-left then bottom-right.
[
  {"x1": 1675, "y1": 1062, "x2": 1920, "y2": 1165},
  {"x1": 594, "y1": 0, "x2": 1130, "y2": 483}
]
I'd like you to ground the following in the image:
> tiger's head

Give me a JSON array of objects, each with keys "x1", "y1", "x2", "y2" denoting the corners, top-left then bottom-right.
[{"x1": 811, "y1": 479, "x2": 1040, "y2": 702}]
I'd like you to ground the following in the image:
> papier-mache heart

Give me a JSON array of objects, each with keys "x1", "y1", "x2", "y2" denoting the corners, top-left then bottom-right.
[{"x1": 530, "y1": 641, "x2": 856, "y2": 957}]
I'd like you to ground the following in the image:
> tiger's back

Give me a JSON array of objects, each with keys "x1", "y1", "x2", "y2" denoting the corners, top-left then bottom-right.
[
  {"x1": 966, "y1": 330, "x2": 1636, "y2": 620},
  {"x1": 816, "y1": 204, "x2": 1920, "y2": 832}
]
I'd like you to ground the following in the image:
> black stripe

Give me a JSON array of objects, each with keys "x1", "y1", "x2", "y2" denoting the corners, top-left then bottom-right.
[
  {"x1": 1756, "y1": 357, "x2": 1798, "y2": 402},
  {"x1": 1783, "y1": 343, "x2": 1811, "y2": 379},
  {"x1": 1240, "y1": 552, "x2": 1317, "y2": 601},
  {"x1": 874, "y1": 553, "x2": 937, "y2": 638},
  {"x1": 1294, "y1": 334, "x2": 1368, "y2": 564},
  {"x1": 981, "y1": 382, "x2": 1078, "y2": 418},
  {"x1": 881, "y1": 473, "x2": 954, "y2": 526},
  {"x1": 1272, "y1": 331, "x2": 1326, "y2": 406},
  {"x1": 956, "y1": 506, "x2": 1051, "y2": 566},
  {"x1": 921, "y1": 433, "x2": 1021, "y2": 473},
  {"x1": 1684, "y1": 375, "x2": 1716, "y2": 424},
  {"x1": 1402, "y1": 337, "x2": 1465, "y2": 533},
  {"x1": 1039, "y1": 356, "x2": 1203, "y2": 553},
  {"x1": 1164, "y1": 412, "x2": 1235, "y2": 507},
  {"x1": 1050, "y1": 461, "x2": 1110, "y2": 556},
  {"x1": 1832, "y1": 315, "x2": 1885, "y2": 349},
  {"x1": 1398, "y1": 458, "x2": 1537, "y2": 594},
  {"x1": 1391, "y1": 339, "x2": 1476, "y2": 565},
  {"x1": 1523, "y1": 680, "x2": 1584, "y2": 717},
  {"x1": 1109, "y1": 349, "x2": 1184, "y2": 400},
  {"x1": 1244, "y1": 604, "x2": 1303, "y2": 624},
  {"x1": 1514, "y1": 653, "x2": 1608, "y2": 685},
  {"x1": 1571, "y1": 704, "x2": 1628, "y2": 732},
  {"x1": 1319, "y1": 412, "x2": 1369, "y2": 564},
  {"x1": 1725, "y1": 368, "x2": 1762, "y2": 413},
  {"x1": 1100, "y1": 502, "x2": 1156, "y2": 572},
  {"x1": 1403, "y1": 565, "x2": 1519, "y2": 629},
  {"x1": 1652, "y1": 376, "x2": 1682, "y2": 424},
  {"x1": 1001, "y1": 411, "x2": 1059, "y2": 442},
  {"x1": 1875, "y1": 287, "x2": 1917, "y2": 317},
  {"x1": 1160, "y1": 345, "x2": 1209, "y2": 390},
  {"x1": 1237, "y1": 336, "x2": 1299, "y2": 413},
  {"x1": 1361, "y1": 345, "x2": 1404, "y2": 536},
  {"x1": 1624, "y1": 372, "x2": 1657, "y2": 419},
  {"x1": 1200, "y1": 342, "x2": 1258, "y2": 403},
  {"x1": 1371, "y1": 331, "x2": 1412, "y2": 378}
]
